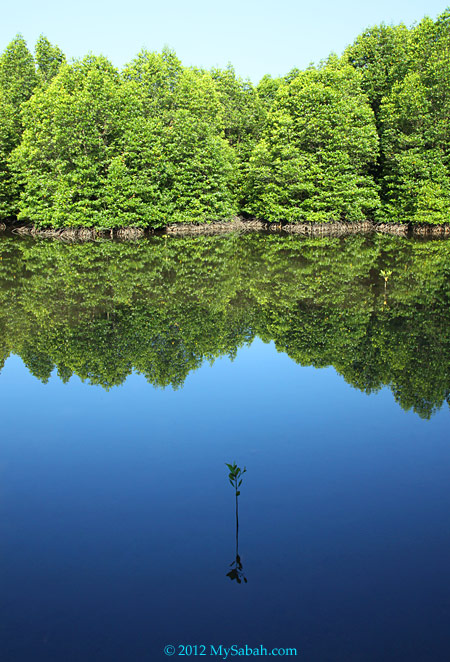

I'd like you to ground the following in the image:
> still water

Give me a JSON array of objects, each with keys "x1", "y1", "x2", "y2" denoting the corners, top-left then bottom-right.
[{"x1": 1, "y1": 232, "x2": 450, "y2": 661}]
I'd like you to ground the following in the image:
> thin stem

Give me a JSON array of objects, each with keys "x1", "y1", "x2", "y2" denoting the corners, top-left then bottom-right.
[{"x1": 235, "y1": 481, "x2": 239, "y2": 559}]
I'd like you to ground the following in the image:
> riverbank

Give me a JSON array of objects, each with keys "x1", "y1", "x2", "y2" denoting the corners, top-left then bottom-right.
[{"x1": 2, "y1": 218, "x2": 450, "y2": 240}]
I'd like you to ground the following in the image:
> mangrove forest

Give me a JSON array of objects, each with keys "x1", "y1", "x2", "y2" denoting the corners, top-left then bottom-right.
[{"x1": 0, "y1": 8, "x2": 450, "y2": 230}]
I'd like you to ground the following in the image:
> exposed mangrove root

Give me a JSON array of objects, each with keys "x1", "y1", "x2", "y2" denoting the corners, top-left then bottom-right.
[
  {"x1": 13, "y1": 226, "x2": 111, "y2": 240},
  {"x1": 166, "y1": 219, "x2": 450, "y2": 237},
  {"x1": 280, "y1": 220, "x2": 374, "y2": 235},
  {"x1": 376, "y1": 223, "x2": 450, "y2": 236},
  {"x1": 12, "y1": 226, "x2": 148, "y2": 241},
  {"x1": 165, "y1": 218, "x2": 267, "y2": 235},
  {"x1": 4, "y1": 218, "x2": 450, "y2": 241},
  {"x1": 411, "y1": 224, "x2": 450, "y2": 236},
  {"x1": 116, "y1": 227, "x2": 146, "y2": 239},
  {"x1": 374, "y1": 223, "x2": 409, "y2": 235}
]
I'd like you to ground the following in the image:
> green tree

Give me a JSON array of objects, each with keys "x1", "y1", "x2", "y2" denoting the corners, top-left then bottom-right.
[
  {"x1": 10, "y1": 55, "x2": 130, "y2": 227},
  {"x1": 343, "y1": 23, "x2": 411, "y2": 121},
  {"x1": 104, "y1": 109, "x2": 238, "y2": 227},
  {"x1": 211, "y1": 64, "x2": 265, "y2": 205},
  {"x1": 0, "y1": 91, "x2": 21, "y2": 218},
  {"x1": 244, "y1": 60, "x2": 380, "y2": 223},
  {"x1": 379, "y1": 9, "x2": 450, "y2": 224},
  {"x1": 0, "y1": 35, "x2": 38, "y2": 219},
  {"x1": 0, "y1": 34, "x2": 37, "y2": 108},
  {"x1": 122, "y1": 47, "x2": 183, "y2": 117},
  {"x1": 11, "y1": 52, "x2": 238, "y2": 228},
  {"x1": 108, "y1": 61, "x2": 238, "y2": 227},
  {"x1": 256, "y1": 74, "x2": 284, "y2": 111},
  {"x1": 35, "y1": 35, "x2": 65, "y2": 85},
  {"x1": 211, "y1": 64, "x2": 264, "y2": 157}
]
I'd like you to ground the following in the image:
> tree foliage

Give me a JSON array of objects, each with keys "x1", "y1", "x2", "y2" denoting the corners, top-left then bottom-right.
[
  {"x1": 35, "y1": 35, "x2": 65, "y2": 85},
  {"x1": 11, "y1": 56, "x2": 129, "y2": 227},
  {"x1": 9, "y1": 52, "x2": 238, "y2": 227},
  {"x1": 244, "y1": 61, "x2": 380, "y2": 223},
  {"x1": 378, "y1": 10, "x2": 450, "y2": 223},
  {"x1": 0, "y1": 9, "x2": 449, "y2": 227},
  {"x1": 0, "y1": 34, "x2": 37, "y2": 109},
  {"x1": 0, "y1": 34, "x2": 64, "y2": 220},
  {"x1": 0, "y1": 91, "x2": 20, "y2": 218},
  {"x1": 343, "y1": 23, "x2": 411, "y2": 120}
]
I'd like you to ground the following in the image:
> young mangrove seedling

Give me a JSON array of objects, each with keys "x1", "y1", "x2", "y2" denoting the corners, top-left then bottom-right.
[
  {"x1": 226, "y1": 462, "x2": 246, "y2": 498},
  {"x1": 225, "y1": 462, "x2": 247, "y2": 584}
]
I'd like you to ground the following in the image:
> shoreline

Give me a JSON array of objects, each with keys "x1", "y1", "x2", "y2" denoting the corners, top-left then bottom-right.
[{"x1": 1, "y1": 218, "x2": 450, "y2": 240}]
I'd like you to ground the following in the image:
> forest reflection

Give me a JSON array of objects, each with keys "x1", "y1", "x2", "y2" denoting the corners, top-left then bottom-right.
[{"x1": 0, "y1": 232, "x2": 449, "y2": 419}]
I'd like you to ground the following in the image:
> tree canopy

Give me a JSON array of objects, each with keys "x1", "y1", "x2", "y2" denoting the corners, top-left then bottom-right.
[
  {"x1": 244, "y1": 61, "x2": 380, "y2": 223},
  {"x1": 0, "y1": 9, "x2": 449, "y2": 228}
]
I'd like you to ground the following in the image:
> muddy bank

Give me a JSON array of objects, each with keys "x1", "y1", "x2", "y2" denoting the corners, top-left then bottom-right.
[{"x1": 4, "y1": 218, "x2": 450, "y2": 240}]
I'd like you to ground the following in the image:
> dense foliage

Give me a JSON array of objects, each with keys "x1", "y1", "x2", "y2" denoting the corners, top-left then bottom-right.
[
  {"x1": 1, "y1": 233, "x2": 449, "y2": 418},
  {"x1": 0, "y1": 8, "x2": 449, "y2": 227},
  {"x1": 244, "y1": 62, "x2": 380, "y2": 223},
  {"x1": 10, "y1": 53, "x2": 238, "y2": 228},
  {"x1": 378, "y1": 11, "x2": 450, "y2": 224},
  {"x1": 343, "y1": 10, "x2": 450, "y2": 224}
]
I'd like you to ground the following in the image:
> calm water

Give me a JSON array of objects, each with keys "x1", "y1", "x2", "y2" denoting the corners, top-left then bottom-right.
[{"x1": 1, "y1": 232, "x2": 450, "y2": 661}]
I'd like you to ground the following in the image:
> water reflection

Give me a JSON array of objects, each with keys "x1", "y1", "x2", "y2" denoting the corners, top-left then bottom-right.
[{"x1": 0, "y1": 232, "x2": 449, "y2": 417}]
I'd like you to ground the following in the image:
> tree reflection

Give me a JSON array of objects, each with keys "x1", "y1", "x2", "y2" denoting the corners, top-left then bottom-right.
[{"x1": 0, "y1": 233, "x2": 450, "y2": 418}]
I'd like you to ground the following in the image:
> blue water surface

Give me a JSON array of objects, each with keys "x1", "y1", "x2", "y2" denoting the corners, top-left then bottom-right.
[{"x1": 1, "y1": 338, "x2": 450, "y2": 662}]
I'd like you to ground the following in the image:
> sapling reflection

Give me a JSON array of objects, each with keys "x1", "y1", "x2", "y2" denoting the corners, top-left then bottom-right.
[
  {"x1": 380, "y1": 269, "x2": 392, "y2": 289},
  {"x1": 226, "y1": 462, "x2": 247, "y2": 584},
  {"x1": 380, "y1": 269, "x2": 393, "y2": 307}
]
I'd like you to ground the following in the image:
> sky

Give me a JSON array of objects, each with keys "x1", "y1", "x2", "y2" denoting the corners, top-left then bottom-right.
[{"x1": 1, "y1": 0, "x2": 449, "y2": 83}]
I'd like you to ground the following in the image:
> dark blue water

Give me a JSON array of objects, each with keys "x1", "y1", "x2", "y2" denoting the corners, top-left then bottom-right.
[
  {"x1": 1, "y1": 337, "x2": 450, "y2": 662},
  {"x1": 1, "y1": 231, "x2": 450, "y2": 660}
]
